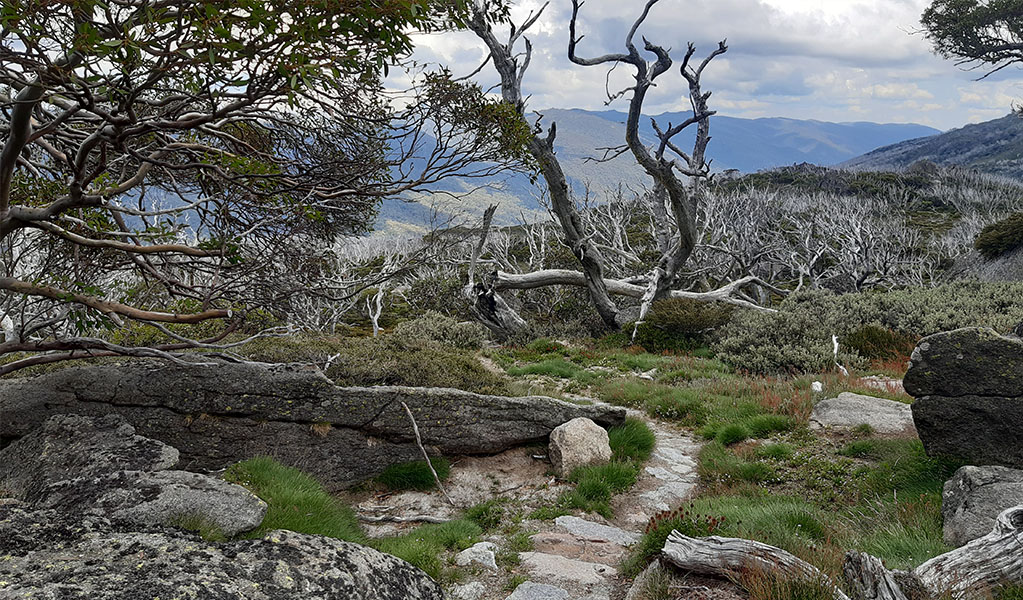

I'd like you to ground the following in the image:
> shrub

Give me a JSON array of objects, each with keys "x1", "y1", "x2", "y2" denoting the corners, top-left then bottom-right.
[
  {"x1": 392, "y1": 311, "x2": 488, "y2": 350},
  {"x1": 841, "y1": 324, "x2": 918, "y2": 361},
  {"x1": 975, "y1": 212, "x2": 1023, "y2": 259},
  {"x1": 239, "y1": 334, "x2": 509, "y2": 394},
  {"x1": 715, "y1": 283, "x2": 1023, "y2": 374},
  {"x1": 376, "y1": 458, "x2": 451, "y2": 491},
  {"x1": 632, "y1": 298, "x2": 734, "y2": 353}
]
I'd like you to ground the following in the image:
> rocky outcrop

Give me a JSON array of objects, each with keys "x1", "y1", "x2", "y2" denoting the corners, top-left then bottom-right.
[
  {"x1": 943, "y1": 465, "x2": 1023, "y2": 547},
  {"x1": 904, "y1": 328, "x2": 1023, "y2": 468},
  {"x1": 548, "y1": 417, "x2": 612, "y2": 478},
  {"x1": 0, "y1": 505, "x2": 445, "y2": 600},
  {"x1": 809, "y1": 392, "x2": 916, "y2": 435},
  {"x1": 0, "y1": 359, "x2": 626, "y2": 490},
  {"x1": 1, "y1": 414, "x2": 266, "y2": 537},
  {"x1": 0, "y1": 414, "x2": 178, "y2": 501}
]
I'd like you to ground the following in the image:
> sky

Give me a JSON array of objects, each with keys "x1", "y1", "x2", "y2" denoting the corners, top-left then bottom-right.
[{"x1": 401, "y1": 0, "x2": 1023, "y2": 131}]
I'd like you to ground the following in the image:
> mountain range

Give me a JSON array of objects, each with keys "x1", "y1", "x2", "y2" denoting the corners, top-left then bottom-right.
[
  {"x1": 378, "y1": 108, "x2": 940, "y2": 230},
  {"x1": 840, "y1": 112, "x2": 1023, "y2": 178}
]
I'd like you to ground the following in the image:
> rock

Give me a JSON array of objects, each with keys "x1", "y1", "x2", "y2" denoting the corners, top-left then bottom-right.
[
  {"x1": 548, "y1": 418, "x2": 612, "y2": 478},
  {"x1": 904, "y1": 327, "x2": 1023, "y2": 398},
  {"x1": 0, "y1": 414, "x2": 178, "y2": 502},
  {"x1": 554, "y1": 516, "x2": 639, "y2": 546},
  {"x1": 624, "y1": 560, "x2": 663, "y2": 600},
  {"x1": 904, "y1": 328, "x2": 1023, "y2": 467},
  {"x1": 809, "y1": 392, "x2": 916, "y2": 435},
  {"x1": 450, "y1": 582, "x2": 487, "y2": 600},
  {"x1": 0, "y1": 360, "x2": 625, "y2": 490},
  {"x1": 455, "y1": 541, "x2": 498, "y2": 571},
  {"x1": 943, "y1": 465, "x2": 1023, "y2": 547},
  {"x1": 519, "y1": 552, "x2": 616, "y2": 587},
  {"x1": 37, "y1": 469, "x2": 266, "y2": 538},
  {"x1": 0, "y1": 505, "x2": 444, "y2": 600},
  {"x1": 530, "y1": 532, "x2": 629, "y2": 566},
  {"x1": 505, "y1": 581, "x2": 571, "y2": 600}
]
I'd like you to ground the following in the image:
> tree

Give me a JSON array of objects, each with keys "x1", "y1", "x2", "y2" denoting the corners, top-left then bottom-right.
[
  {"x1": 922, "y1": 0, "x2": 1023, "y2": 78},
  {"x1": 0, "y1": 0, "x2": 521, "y2": 374},
  {"x1": 464, "y1": 0, "x2": 775, "y2": 337}
]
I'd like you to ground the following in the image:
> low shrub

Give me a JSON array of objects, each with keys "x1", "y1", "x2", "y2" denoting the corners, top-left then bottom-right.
[
  {"x1": 632, "y1": 298, "x2": 735, "y2": 353},
  {"x1": 975, "y1": 212, "x2": 1023, "y2": 259},
  {"x1": 376, "y1": 458, "x2": 451, "y2": 491},
  {"x1": 392, "y1": 311, "x2": 488, "y2": 350},
  {"x1": 841, "y1": 324, "x2": 918, "y2": 361}
]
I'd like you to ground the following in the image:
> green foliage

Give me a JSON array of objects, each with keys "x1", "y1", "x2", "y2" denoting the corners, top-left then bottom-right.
[
  {"x1": 716, "y1": 424, "x2": 750, "y2": 446},
  {"x1": 608, "y1": 418, "x2": 656, "y2": 463},
  {"x1": 392, "y1": 310, "x2": 488, "y2": 350},
  {"x1": 922, "y1": 0, "x2": 1023, "y2": 73},
  {"x1": 839, "y1": 440, "x2": 878, "y2": 458},
  {"x1": 507, "y1": 357, "x2": 590, "y2": 380},
  {"x1": 376, "y1": 458, "x2": 451, "y2": 491},
  {"x1": 561, "y1": 461, "x2": 639, "y2": 518},
  {"x1": 224, "y1": 457, "x2": 366, "y2": 543},
  {"x1": 995, "y1": 585, "x2": 1023, "y2": 600},
  {"x1": 737, "y1": 569, "x2": 838, "y2": 600},
  {"x1": 716, "y1": 283, "x2": 1023, "y2": 374},
  {"x1": 373, "y1": 519, "x2": 483, "y2": 579},
  {"x1": 699, "y1": 442, "x2": 776, "y2": 484},
  {"x1": 975, "y1": 212, "x2": 1023, "y2": 259},
  {"x1": 841, "y1": 325, "x2": 919, "y2": 361},
  {"x1": 622, "y1": 504, "x2": 725, "y2": 576},
  {"x1": 465, "y1": 499, "x2": 507, "y2": 531},
  {"x1": 756, "y1": 443, "x2": 795, "y2": 461},
  {"x1": 167, "y1": 513, "x2": 227, "y2": 542},
  {"x1": 598, "y1": 380, "x2": 707, "y2": 426},
  {"x1": 745, "y1": 414, "x2": 796, "y2": 438},
  {"x1": 632, "y1": 298, "x2": 735, "y2": 353},
  {"x1": 239, "y1": 334, "x2": 510, "y2": 395}
]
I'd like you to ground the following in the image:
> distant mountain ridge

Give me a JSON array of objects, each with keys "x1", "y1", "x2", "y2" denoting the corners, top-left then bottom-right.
[
  {"x1": 378, "y1": 108, "x2": 940, "y2": 230},
  {"x1": 841, "y1": 113, "x2": 1023, "y2": 178}
]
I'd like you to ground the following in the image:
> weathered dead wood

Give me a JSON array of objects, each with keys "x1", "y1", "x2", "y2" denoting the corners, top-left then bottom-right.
[
  {"x1": 400, "y1": 401, "x2": 455, "y2": 508},
  {"x1": 913, "y1": 505, "x2": 1023, "y2": 598},
  {"x1": 462, "y1": 204, "x2": 528, "y2": 338},
  {"x1": 661, "y1": 532, "x2": 852, "y2": 600},
  {"x1": 662, "y1": 506, "x2": 1023, "y2": 600}
]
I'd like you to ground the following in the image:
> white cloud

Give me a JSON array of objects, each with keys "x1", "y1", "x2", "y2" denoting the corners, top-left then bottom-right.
[{"x1": 404, "y1": 0, "x2": 1021, "y2": 130}]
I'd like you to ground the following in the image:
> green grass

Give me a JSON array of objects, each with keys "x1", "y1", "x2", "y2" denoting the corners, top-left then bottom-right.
[
  {"x1": 561, "y1": 461, "x2": 639, "y2": 517},
  {"x1": 224, "y1": 456, "x2": 367, "y2": 543},
  {"x1": 225, "y1": 457, "x2": 482, "y2": 580},
  {"x1": 465, "y1": 498, "x2": 507, "y2": 531},
  {"x1": 608, "y1": 418, "x2": 656, "y2": 463},
  {"x1": 376, "y1": 458, "x2": 451, "y2": 491},
  {"x1": 506, "y1": 358, "x2": 596, "y2": 383},
  {"x1": 756, "y1": 443, "x2": 794, "y2": 461},
  {"x1": 698, "y1": 442, "x2": 776, "y2": 484},
  {"x1": 715, "y1": 423, "x2": 750, "y2": 446},
  {"x1": 167, "y1": 513, "x2": 228, "y2": 542}
]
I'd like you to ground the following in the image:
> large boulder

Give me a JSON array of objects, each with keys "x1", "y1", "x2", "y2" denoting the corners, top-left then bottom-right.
[
  {"x1": 0, "y1": 505, "x2": 445, "y2": 600},
  {"x1": 548, "y1": 417, "x2": 612, "y2": 478},
  {"x1": 809, "y1": 392, "x2": 916, "y2": 435},
  {"x1": 0, "y1": 360, "x2": 626, "y2": 490},
  {"x1": 943, "y1": 465, "x2": 1023, "y2": 547},
  {"x1": 37, "y1": 469, "x2": 266, "y2": 538},
  {"x1": 0, "y1": 414, "x2": 178, "y2": 501},
  {"x1": 904, "y1": 328, "x2": 1023, "y2": 468}
]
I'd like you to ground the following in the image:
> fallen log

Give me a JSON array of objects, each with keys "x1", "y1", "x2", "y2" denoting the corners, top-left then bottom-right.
[{"x1": 661, "y1": 505, "x2": 1023, "y2": 600}]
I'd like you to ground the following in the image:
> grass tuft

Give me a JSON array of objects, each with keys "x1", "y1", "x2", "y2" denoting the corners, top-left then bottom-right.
[
  {"x1": 608, "y1": 418, "x2": 656, "y2": 463},
  {"x1": 376, "y1": 458, "x2": 451, "y2": 491}
]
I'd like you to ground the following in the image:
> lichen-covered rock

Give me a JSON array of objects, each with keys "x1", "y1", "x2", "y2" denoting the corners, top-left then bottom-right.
[
  {"x1": 943, "y1": 465, "x2": 1023, "y2": 547},
  {"x1": 0, "y1": 360, "x2": 625, "y2": 490},
  {"x1": 904, "y1": 328, "x2": 1023, "y2": 468},
  {"x1": 0, "y1": 414, "x2": 177, "y2": 501},
  {"x1": 0, "y1": 505, "x2": 444, "y2": 600},
  {"x1": 548, "y1": 418, "x2": 612, "y2": 478},
  {"x1": 809, "y1": 392, "x2": 916, "y2": 435},
  {"x1": 37, "y1": 469, "x2": 266, "y2": 538}
]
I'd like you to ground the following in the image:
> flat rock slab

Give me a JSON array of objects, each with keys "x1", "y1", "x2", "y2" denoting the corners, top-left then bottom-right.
[
  {"x1": 0, "y1": 414, "x2": 178, "y2": 502},
  {"x1": 943, "y1": 465, "x2": 1023, "y2": 547},
  {"x1": 0, "y1": 360, "x2": 625, "y2": 490},
  {"x1": 519, "y1": 552, "x2": 616, "y2": 588},
  {"x1": 506, "y1": 581, "x2": 571, "y2": 600},
  {"x1": 554, "y1": 515, "x2": 638, "y2": 546},
  {"x1": 810, "y1": 392, "x2": 916, "y2": 435},
  {"x1": 37, "y1": 469, "x2": 267, "y2": 538},
  {"x1": 530, "y1": 532, "x2": 630, "y2": 566},
  {"x1": 0, "y1": 506, "x2": 444, "y2": 600},
  {"x1": 612, "y1": 415, "x2": 700, "y2": 529}
]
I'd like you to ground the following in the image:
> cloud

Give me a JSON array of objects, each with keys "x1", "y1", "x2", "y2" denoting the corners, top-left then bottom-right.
[{"x1": 405, "y1": 0, "x2": 1018, "y2": 130}]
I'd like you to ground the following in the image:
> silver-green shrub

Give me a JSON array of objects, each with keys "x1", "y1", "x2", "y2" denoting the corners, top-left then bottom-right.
[
  {"x1": 392, "y1": 311, "x2": 488, "y2": 350},
  {"x1": 714, "y1": 281, "x2": 1023, "y2": 374}
]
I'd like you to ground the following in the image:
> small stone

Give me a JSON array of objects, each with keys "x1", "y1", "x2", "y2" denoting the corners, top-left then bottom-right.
[
  {"x1": 455, "y1": 541, "x2": 498, "y2": 571},
  {"x1": 450, "y1": 581, "x2": 486, "y2": 600},
  {"x1": 810, "y1": 392, "x2": 915, "y2": 435},
  {"x1": 505, "y1": 581, "x2": 571, "y2": 600},
  {"x1": 548, "y1": 418, "x2": 612, "y2": 478}
]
